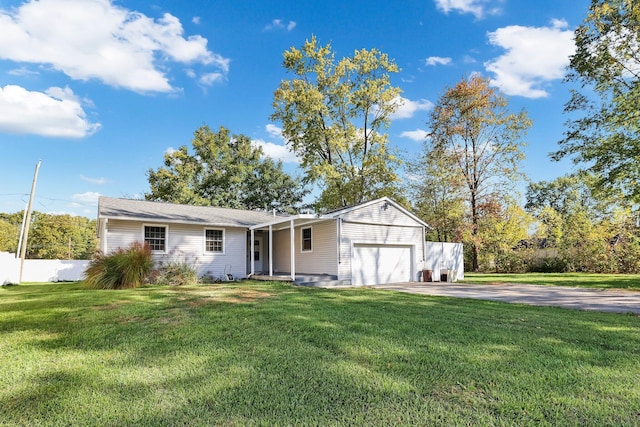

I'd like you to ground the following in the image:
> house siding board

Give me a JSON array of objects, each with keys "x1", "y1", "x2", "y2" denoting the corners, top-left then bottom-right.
[
  {"x1": 338, "y1": 221, "x2": 424, "y2": 283},
  {"x1": 269, "y1": 221, "x2": 338, "y2": 275},
  {"x1": 272, "y1": 229, "x2": 290, "y2": 273},
  {"x1": 294, "y1": 220, "x2": 337, "y2": 275},
  {"x1": 338, "y1": 199, "x2": 422, "y2": 227},
  {"x1": 105, "y1": 219, "x2": 142, "y2": 253},
  {"x1": 104, "y1": 219, "x2": 248, "y2": 279}
]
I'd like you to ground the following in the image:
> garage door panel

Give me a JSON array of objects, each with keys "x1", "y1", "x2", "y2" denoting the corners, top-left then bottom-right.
[{"x1": 353, "y1": 244, "x2": 412, "y2": 286}]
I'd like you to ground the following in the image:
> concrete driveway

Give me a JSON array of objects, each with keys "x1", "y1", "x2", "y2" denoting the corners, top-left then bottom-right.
[{"x1": 375, "y1": 282, "x2": 640, "y2": 314}]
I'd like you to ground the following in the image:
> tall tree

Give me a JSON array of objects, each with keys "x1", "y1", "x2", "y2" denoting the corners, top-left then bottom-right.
[
  {"x1": 0, "y1": 212, "x2": 97, "y2": 259},
  {"x1": 525, "y1": 173, "x2": 629, "y2": 220},
  {"x1": 271, "y1": 35, "x2": 403, "y2": 210},
  {"x1": 0, "y1": 214, "x2": 20, "y2": 254},
  {"x1": 426, "y1": 75, "x2": 531, "y2": 271},
  {"x1": 146, "y1": 125, "x2": 306, "y2": 213},
  {"x1": 478, "y1": 202, "x2": 532, "y2": 272},
  {"x1": 553, "y1": 0, "x2": 640, "y2": 200},
  {"x1": 409, "y1": 144, "x2": 466, "y2": 242}
]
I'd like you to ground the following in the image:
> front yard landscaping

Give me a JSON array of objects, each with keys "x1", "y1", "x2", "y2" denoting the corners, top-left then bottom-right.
[{"x1": 1, "y1": 281, "x2": 639, "y2": 425}]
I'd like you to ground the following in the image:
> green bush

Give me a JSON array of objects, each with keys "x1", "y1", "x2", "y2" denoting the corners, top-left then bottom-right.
[
  {"x1": 83, "y1": 242, "x2": 153, "y2": 289},
  {"x1": 527, "y1": 256, "x2": 568, "y2": 273},
  {"x1": 154, "y1": 260, "x2": 199, "y2": 286}
]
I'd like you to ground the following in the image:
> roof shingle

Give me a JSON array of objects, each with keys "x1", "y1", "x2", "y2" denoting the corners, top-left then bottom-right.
[{"x1": 98, "y1": 197, "x2": 284, "y2": 227}]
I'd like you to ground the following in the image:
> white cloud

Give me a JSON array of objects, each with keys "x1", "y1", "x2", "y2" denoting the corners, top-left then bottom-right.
[
  {"x1": 265, "y1": 124, "x2": 283, "y2": 139},
  {"x1": 425, "y1": 56, "x2": 452, "y2": 66},
  {"x1": 72, "y1": 191, "x2": 101, "y2": 206},
  {"x1": 400, "y1": 129, "x2": 430, "y2": 142},
  {"x1": 264, "y1": 19, "x2": 296, "y2": 31},
  {"x1": 192, "y1": 16, "x2": 200, "y2": 24},
  {"x1": 199, "y1": 72, "x2": 224, "y2": 86},
  {"x1": 390, "y1": 96, "x2": 434, "y2": 120},
  {"x1": 0, "y1": 85, "x2": 100, "y2": 138},
  {"x1": 433, "y1": 0, "x2": 501, "y2": 19},
  {"x1": 463, "y1": 54, "x2": 477, "y2": 64},
  {"x1": 484, "y1": 19, "x2": 575, "y2": 98},
  {"x1": 80, "y1": 175, "x2": 107, "y2": 185},
  {"x1": 252, "y1": 139, "x2": 298, "y2": 163},
  {"x1": 0, "y1": 0, "x2": 228, "y2": 93},
  {"x1": 8, "y1": 67, "x2": 39, "y2": 77}
]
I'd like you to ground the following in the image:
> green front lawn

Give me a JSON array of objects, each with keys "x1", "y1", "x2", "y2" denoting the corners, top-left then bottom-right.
[
  {"x1": 1, "y1": 281, "x2": 639, "y2": 426},
  {"x1": 463, "y1": 272, "x2": 640, "y2": 290}
]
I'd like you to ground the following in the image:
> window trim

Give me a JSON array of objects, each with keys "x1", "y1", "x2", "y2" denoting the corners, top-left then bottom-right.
[
  {"x1": 301, "y1": 226, "x2": 312, "y2": 253},
  {"x1": 142, "y1": 224, "x2": 168, "y2": 253},
  {"x1": 204, "y1": 228, "x2": 225, "y2": 254}
]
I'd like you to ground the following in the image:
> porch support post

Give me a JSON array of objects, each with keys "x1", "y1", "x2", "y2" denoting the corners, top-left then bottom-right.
[
  {"x1": 250, "y1": 228, "x2": 255, "y2": 277},
  {"x1": 290, "y1": 219, "x2": 295, "y2": 281},
  {"x1": 269, "y1": 224, "x2": 273, "y2": 277}
]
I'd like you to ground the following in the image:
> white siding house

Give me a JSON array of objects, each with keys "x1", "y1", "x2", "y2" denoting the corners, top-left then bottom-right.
[
  {"x1": 98, "y1": 197, "x2": 278, "y2": 280},
  {"x1": 98, "y1": 196, "x2": 463, "y2": 286}
]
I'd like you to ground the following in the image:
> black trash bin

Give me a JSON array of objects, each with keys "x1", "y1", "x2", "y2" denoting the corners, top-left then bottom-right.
[
  {"x1": 422, "y1": 269, "x2": 433, "y2": 282},
  {"x1": 440, "y1": 269, "x2": 449, "y2": 282}
]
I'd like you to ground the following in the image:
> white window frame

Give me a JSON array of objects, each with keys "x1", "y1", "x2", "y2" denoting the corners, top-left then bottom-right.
[
  {"x1": 204, "y1": 228, "x2": 225, "y2": 254},
  {"x1": 142, "y1": 224, "x2": 168, "y2": 253},
  {"x1": 301, "y1": 226, "x2": 313, "y2": 253}
]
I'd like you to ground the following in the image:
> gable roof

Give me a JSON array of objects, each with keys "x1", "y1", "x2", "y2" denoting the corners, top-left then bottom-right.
[
  {"x1": 98, "y1": 197, "x2": 283, "y2": 227},
  {"x1": 321, "y1": 197, "x2": 431, "y2": 228}
]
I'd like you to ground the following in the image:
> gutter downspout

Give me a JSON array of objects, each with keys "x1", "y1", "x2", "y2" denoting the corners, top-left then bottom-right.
[{"x1": 101, "y1": 218, "x2": 109, "y2": 253}]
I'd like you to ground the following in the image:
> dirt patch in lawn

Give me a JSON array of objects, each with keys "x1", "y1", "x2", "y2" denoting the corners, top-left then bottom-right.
[{"x1": 172, "y1": 287, "x2": 273, "y2": 307}]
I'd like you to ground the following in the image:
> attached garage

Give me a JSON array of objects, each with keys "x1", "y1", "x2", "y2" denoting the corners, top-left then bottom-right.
[{"x1": 352, "y1": 244, "x2": 414, "y2": 286}]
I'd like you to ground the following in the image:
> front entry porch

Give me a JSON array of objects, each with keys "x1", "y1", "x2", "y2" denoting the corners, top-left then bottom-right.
[
  {"x1": 250, "y1": 273, "x2": 348, "y2": 287},
  {"x1": 248, "y1": 214, "x2": 329, "y2": 282}
]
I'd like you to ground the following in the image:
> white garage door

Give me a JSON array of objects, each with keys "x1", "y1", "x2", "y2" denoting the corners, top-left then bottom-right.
[{"x1": 352, "y1": 244, "x2": 413, "y2": 286}]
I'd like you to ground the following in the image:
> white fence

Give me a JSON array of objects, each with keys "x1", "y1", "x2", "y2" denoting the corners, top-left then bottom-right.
[
  {"x1": 424, "y1": 242, "x2": 464, "y2": 281},
  {"x1": 0, "y1": 252, "x2": 88, "y2": 285}
]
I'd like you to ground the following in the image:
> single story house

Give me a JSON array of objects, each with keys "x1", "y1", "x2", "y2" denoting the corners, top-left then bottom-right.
[{"x1": 97, "y1": 196, "x2": 463, "y2": 285}]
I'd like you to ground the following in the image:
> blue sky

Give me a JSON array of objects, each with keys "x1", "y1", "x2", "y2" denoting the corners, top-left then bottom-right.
[{"x1": 0, "y1": 0, "x2": 588, "y2": 217}]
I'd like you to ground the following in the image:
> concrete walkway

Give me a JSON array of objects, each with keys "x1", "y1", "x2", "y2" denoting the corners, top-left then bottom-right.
[{"x1": 374, "y1": 282, "x2": 640, "y2": 314}]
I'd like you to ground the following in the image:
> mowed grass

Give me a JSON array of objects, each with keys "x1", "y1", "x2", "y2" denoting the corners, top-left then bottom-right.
[
  {"x1": 1, "y1": 281, "x2": 639, "y2": 426},
  {"x1": 463, "y1": 272, "x2": 640, "y2": 290}
]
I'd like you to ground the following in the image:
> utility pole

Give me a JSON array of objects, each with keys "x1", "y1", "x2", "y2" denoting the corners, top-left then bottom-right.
[{"x1": 19, "y1": 160, "x2": 41, "y2": 284}]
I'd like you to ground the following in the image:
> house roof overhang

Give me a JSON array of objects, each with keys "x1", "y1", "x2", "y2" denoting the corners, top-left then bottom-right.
[{"x1": 249, "y1": 214, "x2": 330, "y2": 231}]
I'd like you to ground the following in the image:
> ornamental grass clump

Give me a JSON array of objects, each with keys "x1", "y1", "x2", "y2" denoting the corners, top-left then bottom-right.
[{"x1": 83, "y1": 242, "x2": 153, "y2": 289}]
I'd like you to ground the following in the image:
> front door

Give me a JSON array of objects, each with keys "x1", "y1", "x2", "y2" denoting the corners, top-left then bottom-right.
[{"x1": 253, "y1": 236, "x2": 263, "y2": 273}]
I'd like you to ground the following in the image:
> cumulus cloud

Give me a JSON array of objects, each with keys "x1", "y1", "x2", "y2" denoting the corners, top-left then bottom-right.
[
  {"x1": 199, "y1": 72, "x2": 225, "y2": 86},
  {"x1": 264, "y1": 19, "x2": 297, "y2": 31},
  {"x1": 72, "y1": 191, "x2": 101, "y2": 206},
  {"x1": 400, "y1": 129, "x2": 430, "y2": 142},
  {"x1": 433, "y1": 0, "x2": 501, "y2": 19},
  {"x1": 390, "y1": 96, "x2": 434, "y2": 120},
  {"x1": 265, "y1": 124, "x2": 283, "y2": 139},
  {"x1": 484, "y1": 19, "x2": 575, "y2": 98},
  {"x1": 425, "y1": 56, "x2": 452, "y2": 66},
  {"x1": 252, "y1": 139, "x2": 298, "y2": 164},
  {"x1": 0, "y1": 85, "x2": 100, "y2": 138},
  {"x1": 0, "y1": 0, "x2": 229, "y2": 93}
]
